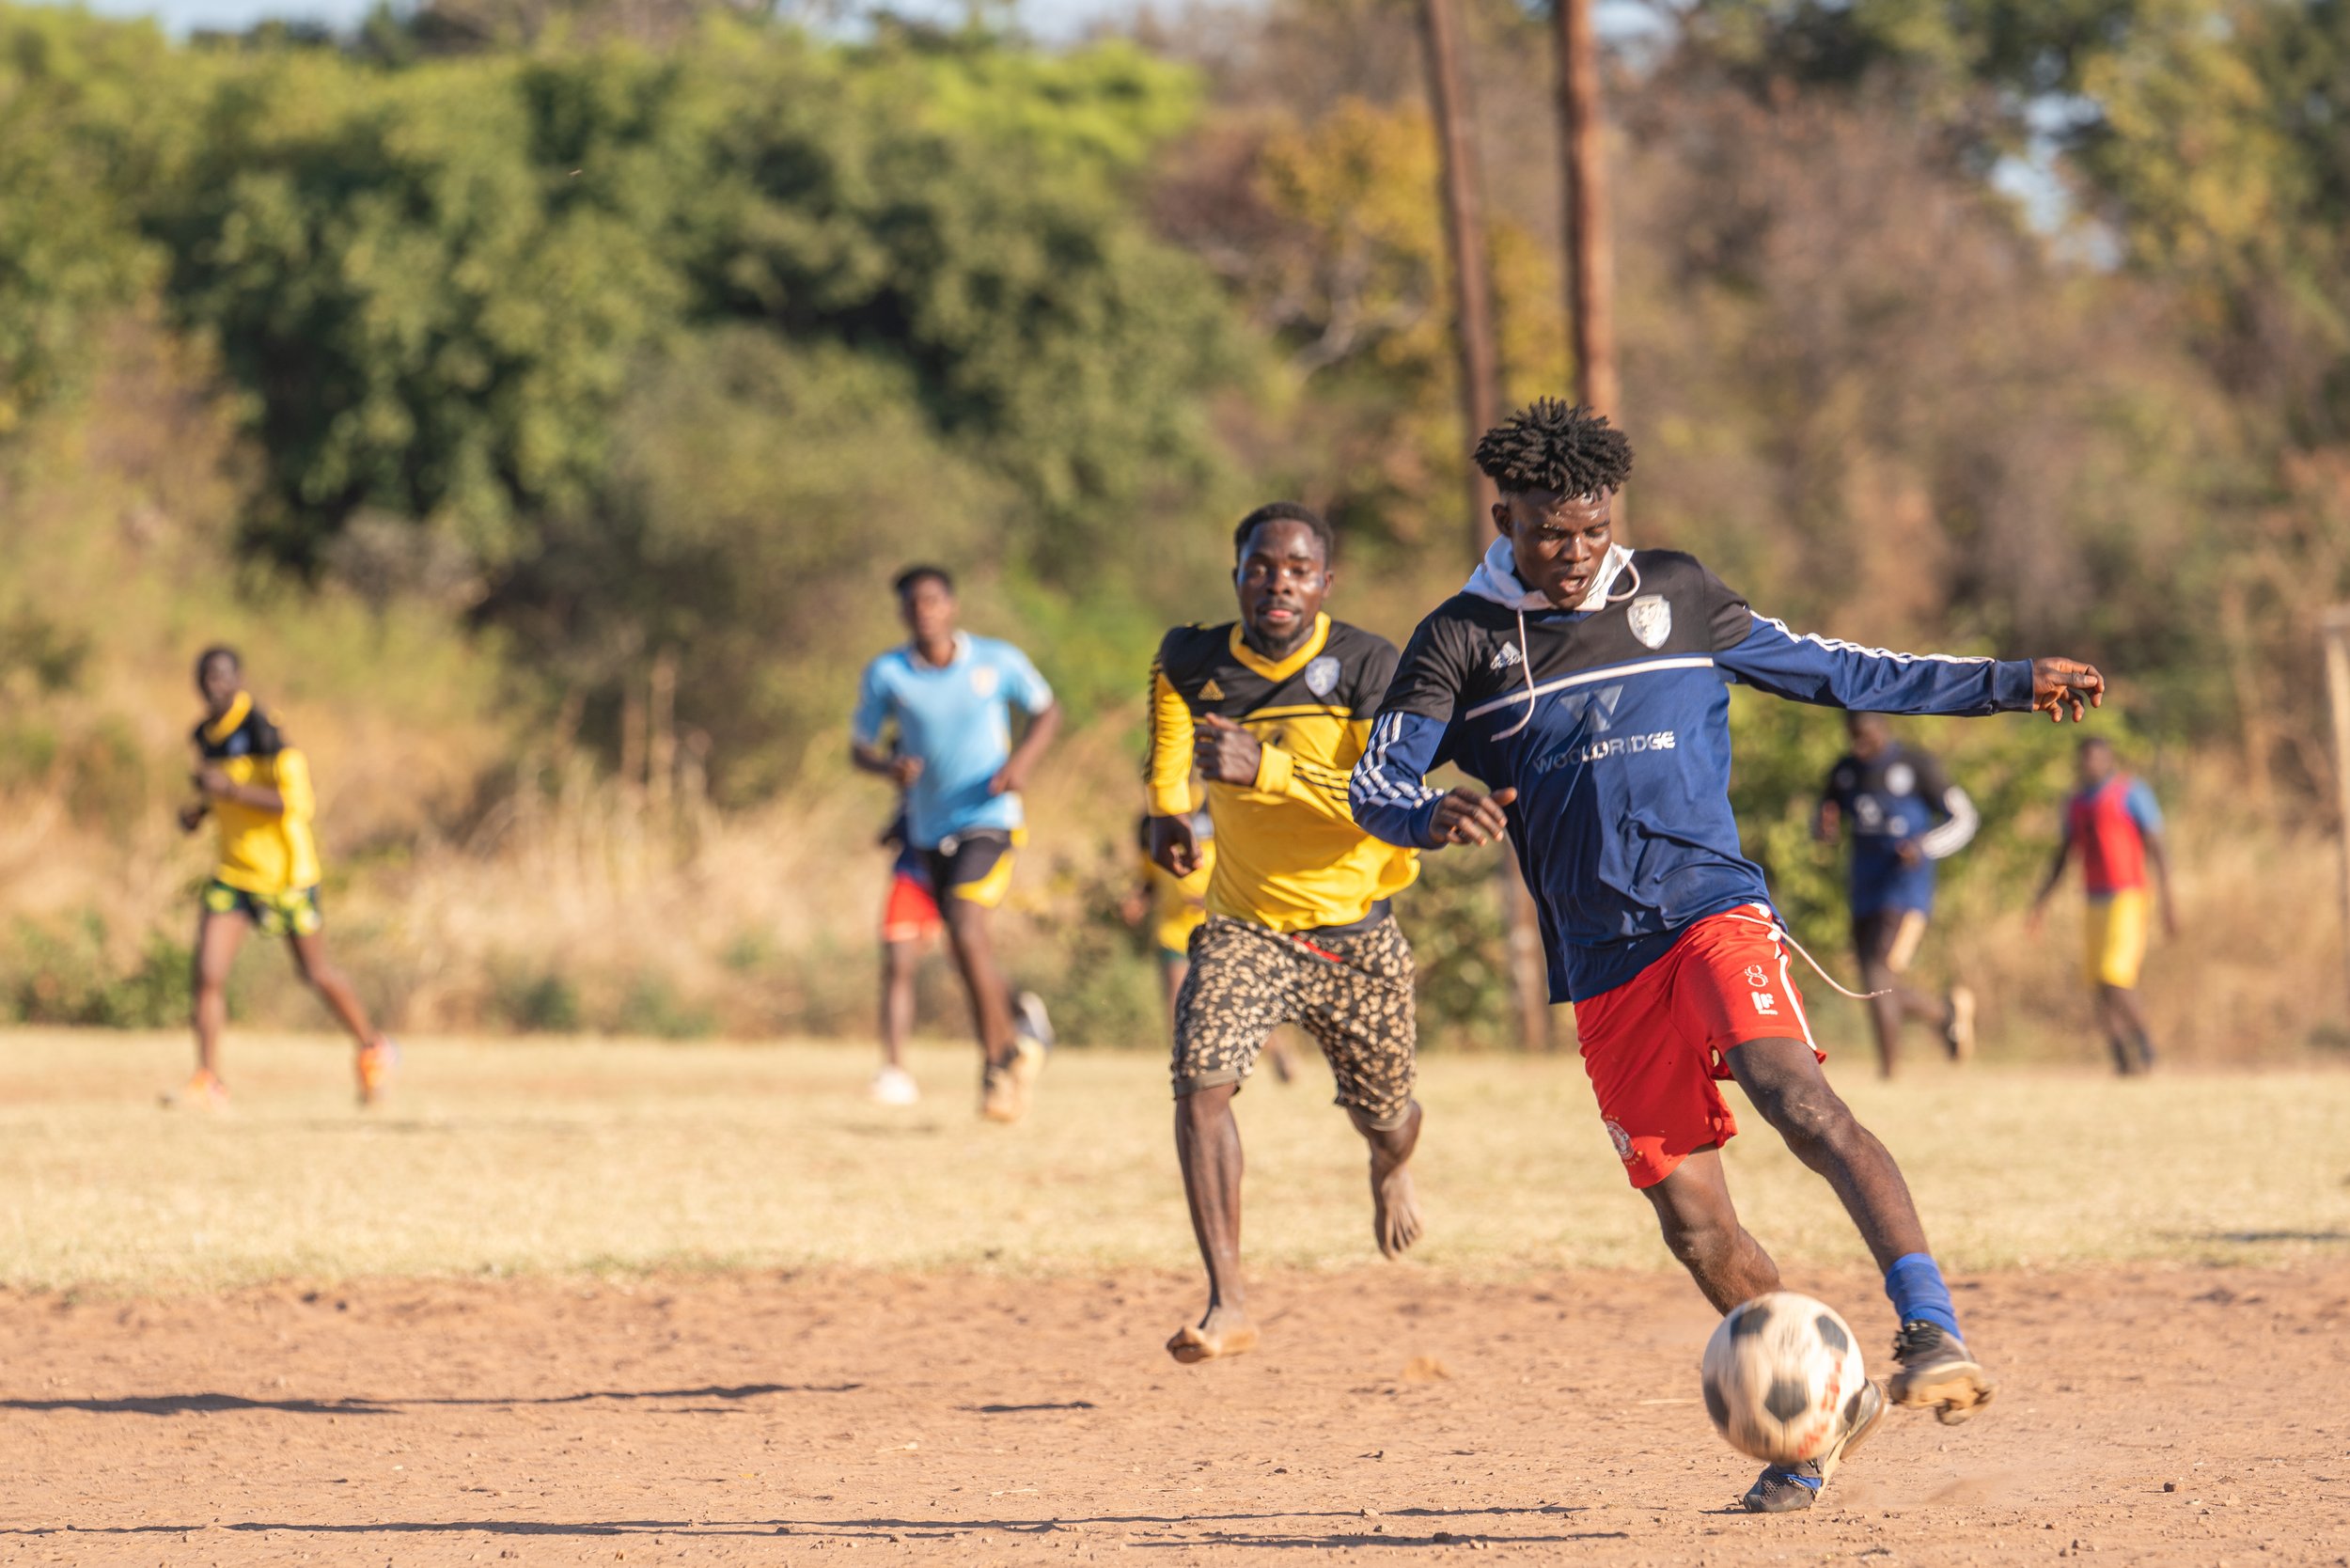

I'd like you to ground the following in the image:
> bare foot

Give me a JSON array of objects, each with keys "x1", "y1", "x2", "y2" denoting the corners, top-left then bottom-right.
[
  {"x1": 1166, "y1": 1305, "x2": 1260, "y2": 1364},
  {"x1": 1371, "y1": 1145, "x2": 1422, "y2": 1260}
]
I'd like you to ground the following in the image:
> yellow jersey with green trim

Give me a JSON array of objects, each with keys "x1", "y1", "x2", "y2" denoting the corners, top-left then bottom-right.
[
  {"x1": 196, "y1": 692, "x2": 321, "y2": 896},
  {"x1": 1147, "y1": 613, "x2": 1417, "y2": 933}
]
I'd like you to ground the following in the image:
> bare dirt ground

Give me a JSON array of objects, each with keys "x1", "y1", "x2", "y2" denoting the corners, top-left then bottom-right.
[{"x1": 1, "y1": 1263, "x2": 2343, "y2": 1566}]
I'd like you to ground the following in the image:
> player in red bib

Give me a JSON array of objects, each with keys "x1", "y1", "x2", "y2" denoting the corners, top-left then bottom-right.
[{"x1": 2029, "y1": 737, "x2": 2176, "y2": 1073}]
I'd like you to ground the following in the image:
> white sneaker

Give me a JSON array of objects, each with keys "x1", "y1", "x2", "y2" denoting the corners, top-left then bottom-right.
[
  {"x1": 869, "y1": 1065, "x2": 920, "y2": 1105},
  {"x1": 1012, "y1": 991, "x2": 1055, "y2": 1051}
]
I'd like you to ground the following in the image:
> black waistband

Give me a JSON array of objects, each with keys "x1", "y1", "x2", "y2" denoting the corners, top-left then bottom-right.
[{"x1": 1296, "y1": 901, "x2": 1391, "y2": 938}]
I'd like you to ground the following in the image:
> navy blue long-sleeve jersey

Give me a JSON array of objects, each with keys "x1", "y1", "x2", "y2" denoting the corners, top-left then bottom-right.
[{"x1": 1349, "y1": 542, "x2": 2034, "y2": 1002}]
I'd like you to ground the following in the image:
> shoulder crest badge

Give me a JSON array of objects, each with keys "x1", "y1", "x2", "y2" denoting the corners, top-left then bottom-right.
[{"x1": 1627, "y1": 594, "x2": 1672, "y2": 650}]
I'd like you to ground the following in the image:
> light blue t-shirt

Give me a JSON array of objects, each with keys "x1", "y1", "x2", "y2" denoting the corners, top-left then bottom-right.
[{"x1": 853, "y1": 635, "x2": 1055, "y2": 850}]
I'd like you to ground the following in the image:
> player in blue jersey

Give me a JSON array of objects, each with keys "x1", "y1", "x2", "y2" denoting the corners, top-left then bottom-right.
[
  {"x1": 853, "y1": 566, "x2": 1061, "y2": 1121},
  {"x1": 1816, "y1": 713, "x2": 1979, "y2": 1077},
  {"x1": 1350, "y1": 400, "x2": 2106, "y2": 1513}
]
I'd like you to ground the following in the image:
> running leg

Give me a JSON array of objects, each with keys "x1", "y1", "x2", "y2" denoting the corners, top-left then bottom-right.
[
  {"x1": 191, "y1": 907, "x2": 246, "y2": 1083},
  {"x1": 289, "y1": 931, "x2": 381, "y2": 1049},
  {"x1": 1726, "y1": 1037, "x2": 1929, "y2": 1267},
  {"x1": 1642, "y1": 1148, "x2": 1781, "y2": 1312},
  {"x1": 1169, "y1": 1082, "x2": 1258, "y2": 1361}
]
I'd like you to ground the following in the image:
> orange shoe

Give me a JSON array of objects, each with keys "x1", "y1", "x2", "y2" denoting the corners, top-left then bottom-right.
[
  {"x1": 165, "y1": 1070, "x2": 230, "y2": 1111},
  {"x1": 355, "y1": 1038, "x2": 400, "y2": 1106}
]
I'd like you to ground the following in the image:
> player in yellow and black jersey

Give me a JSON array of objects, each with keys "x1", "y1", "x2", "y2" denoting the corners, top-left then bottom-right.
[
  {"x1": 174, "y1": 646, "x2": 397, "y2": 1109},
  {"x1": 1146, "y1": 502, "x2": 1423, "y2": 1367}
]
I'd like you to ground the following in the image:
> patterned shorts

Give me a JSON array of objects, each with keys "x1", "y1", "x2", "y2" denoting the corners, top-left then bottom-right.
[
  {"x1": 202, "y1": 880, "x2": 322, "y2": 938},
  {"x1": 1171, "y1": 914, "x2": 1418, "y2": 1128}
]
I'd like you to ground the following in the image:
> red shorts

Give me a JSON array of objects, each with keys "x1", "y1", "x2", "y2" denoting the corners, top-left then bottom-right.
[
  {"x1": 880, "y1": 870, "x2": 942, "y2": 944},
  {"x1": 1571, "y1": 903, "x2": 1823, "y2": 1189}
]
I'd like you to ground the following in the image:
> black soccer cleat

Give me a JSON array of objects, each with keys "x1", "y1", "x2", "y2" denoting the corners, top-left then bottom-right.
[
  {"x1": 1742, "y1": 1378, "x2": 1885, "y2": 1513},
  {"x1": 1888, "y1": 1322, "x2": 1997, "y2": 1424}
]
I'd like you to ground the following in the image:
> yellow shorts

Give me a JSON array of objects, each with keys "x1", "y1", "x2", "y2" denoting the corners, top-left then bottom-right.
[
  {"x1": 1154, "y1": 902, "x2": 1206, "y2": 963},
  {"x1": 2085, "y1": 889, "x2": 2149, "y2": 989}
]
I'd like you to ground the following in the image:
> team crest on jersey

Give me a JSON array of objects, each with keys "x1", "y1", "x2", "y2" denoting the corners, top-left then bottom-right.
[
  {"x1": 1628, "y1": 594, "x2": 1672, "y2": 650},
  {"x1": 1604, "y1": 1118, "x2": 1635, "y2": 1164},
  {"x1": 971, "y1": 666, "x2": 1000, "y2": 698},
  {"x1": 1886, "y1": 762, "x2": 1916, "y2": 796},
  {"x1": 1305, "y1": 655, "x2": 1340, "y2": 698}
]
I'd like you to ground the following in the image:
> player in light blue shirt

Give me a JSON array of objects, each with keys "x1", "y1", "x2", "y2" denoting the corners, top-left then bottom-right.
[{"x1": 852, "y1": 566, "x2": 1060, "y2": 1121}]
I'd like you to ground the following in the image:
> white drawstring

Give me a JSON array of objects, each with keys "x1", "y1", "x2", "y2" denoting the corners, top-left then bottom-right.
[
  {"x1": 1604, "y1": 554, "x2": 1643, "y2": 604},
  {"x1": 1721, "y1": 912, "x2": 1889, "y2": 1000},
  {"x1": 1493, "y1": 604, "x2": 1538, "y2": 739},
  {"x1": 1493, "y1": 550, "x2": 1641, "y2": 741}
]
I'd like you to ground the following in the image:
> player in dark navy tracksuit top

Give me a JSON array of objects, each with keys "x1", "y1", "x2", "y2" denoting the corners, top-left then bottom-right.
[
  {"x1": 1818, "y1": 713, "x2": 1980, "y2": 1078},
  {"x1": 1349, "y1": 400, "x2": 2107, "y2": 1513}
]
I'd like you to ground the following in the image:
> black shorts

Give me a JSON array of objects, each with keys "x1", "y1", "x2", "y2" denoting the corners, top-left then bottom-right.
[
  {"x1": 1852, "y1": 907, "x2": 1929, "y2": 976},
  {"x1": 921, "y1": 829, "x2": 1022, "y2": 911}
]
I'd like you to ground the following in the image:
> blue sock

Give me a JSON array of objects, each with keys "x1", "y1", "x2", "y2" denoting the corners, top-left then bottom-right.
[{"x1": 1884, "y1": 1252, "x2": 1961, "y2": 1338}]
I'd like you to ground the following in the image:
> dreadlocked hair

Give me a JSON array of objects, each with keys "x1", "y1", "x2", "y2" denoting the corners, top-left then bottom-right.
[{"x1": 1473, "y1": 399, "x2": 1634, "y2": 497}]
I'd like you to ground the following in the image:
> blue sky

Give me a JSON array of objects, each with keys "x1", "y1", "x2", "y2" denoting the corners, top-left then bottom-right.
[{"x1": 42, "y1": 0, "x2": 1143, "y2": 37}]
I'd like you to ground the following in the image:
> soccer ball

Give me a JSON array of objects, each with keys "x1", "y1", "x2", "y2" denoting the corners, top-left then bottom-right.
[{"x1": 1700, "y1": 1291, "x2": 1870, "y2": 1466}]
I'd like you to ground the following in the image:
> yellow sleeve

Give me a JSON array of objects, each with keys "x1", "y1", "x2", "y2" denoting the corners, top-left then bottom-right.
[
  {"x1": 272, "y1": 747, "x2": 316, "y2": 823},
  {"x1": 1147, "y1": 665, "x2": 1195, "y2": 817},
  {"x1": 1251, "y1": 743, "x2": 1359, "y2": 823}
]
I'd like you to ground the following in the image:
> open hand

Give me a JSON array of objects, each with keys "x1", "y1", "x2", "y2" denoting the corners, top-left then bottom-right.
[
  {"x1": 2030, "y1": 658, "x2": 2105, "y2": 723},
  {"x1": 1429, "y1": 786, "x2": 1517, "y2": 847},
  {"x1": 987, "y1": 760, "x2": 1025, "y2": 796},
  {"x1": 1150, "y1": 813, "x2": 1202, "y2": 877},
  {"x1": 890, "y1": 755, "x2": 924, "y2": 789},
  {"x1": 192, "y1": 766, "x2": 232, "y2": 798},
  {"x1": 1193, "y1": 713, "x2": 1262, "y2": 787}
]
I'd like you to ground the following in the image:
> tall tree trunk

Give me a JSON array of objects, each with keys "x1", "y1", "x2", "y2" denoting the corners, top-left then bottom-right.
[
  {"x1": 1419, "y1": 0, "x2": 1554, "y2": 1053},
  {"x1": 1554, "y1": 0, "x2": 1619, "y2": 422},
  {"x1": 1418, "y1": 0, "x2": 1501, "y2": 561}
]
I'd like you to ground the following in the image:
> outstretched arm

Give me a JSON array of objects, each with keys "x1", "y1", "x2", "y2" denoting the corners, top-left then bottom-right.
[{"x1": 1714, "y1": 609, "x2": 2104, "y2": 721}]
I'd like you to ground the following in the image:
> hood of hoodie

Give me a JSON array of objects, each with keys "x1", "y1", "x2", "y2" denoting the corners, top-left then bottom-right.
[{"x1": 1462, "y1": 537, "x2": 1634, "y2": 613}]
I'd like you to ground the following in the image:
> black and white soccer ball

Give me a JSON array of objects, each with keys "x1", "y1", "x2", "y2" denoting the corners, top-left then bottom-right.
[{"x1": 1700, "y1": 1291, "x2": 1869, "y2": 1466}]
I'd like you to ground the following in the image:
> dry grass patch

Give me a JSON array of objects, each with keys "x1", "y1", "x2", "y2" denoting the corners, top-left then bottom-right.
[{"x1": 0, "y1": 1028, "x2": 2343, "y2": 1294}]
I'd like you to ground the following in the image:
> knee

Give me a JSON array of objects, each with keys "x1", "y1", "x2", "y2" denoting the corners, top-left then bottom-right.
[
  {"x1": 1653, "y1": 1200, "x2": 1735, "y2": 1268},
  {"x1": 1176, "y1": 1084, "x2": 1236, "y2": 1129},
  {"x1": 1761, "y1": 1081, "x2": 1858, "y2": 1157}
]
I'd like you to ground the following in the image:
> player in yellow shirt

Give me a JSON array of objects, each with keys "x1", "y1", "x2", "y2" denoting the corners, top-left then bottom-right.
[
  {"x1": 1148, "y1": 503, "x2": 1421, "y2": 1364},
  {"x1": 174, "y1": 647, "x2": 397, "y2": 1108}
]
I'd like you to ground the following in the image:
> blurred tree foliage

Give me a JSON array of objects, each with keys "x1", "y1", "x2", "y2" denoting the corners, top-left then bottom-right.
[
  {"x1": 0, "y1": 5, "x2": 1250, "y2": 794},
  {"x1": 8, "y1": 0, "x2": 2350, "y2": 1043}
]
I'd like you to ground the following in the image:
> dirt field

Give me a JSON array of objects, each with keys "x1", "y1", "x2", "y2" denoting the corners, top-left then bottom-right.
[
  {"x1": 1, "y1": 1263, "x2": 2344, "y2": 1565},
  {"x1": 3, "y1": 1031, "x2": 2346, "y2": 1562}
]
